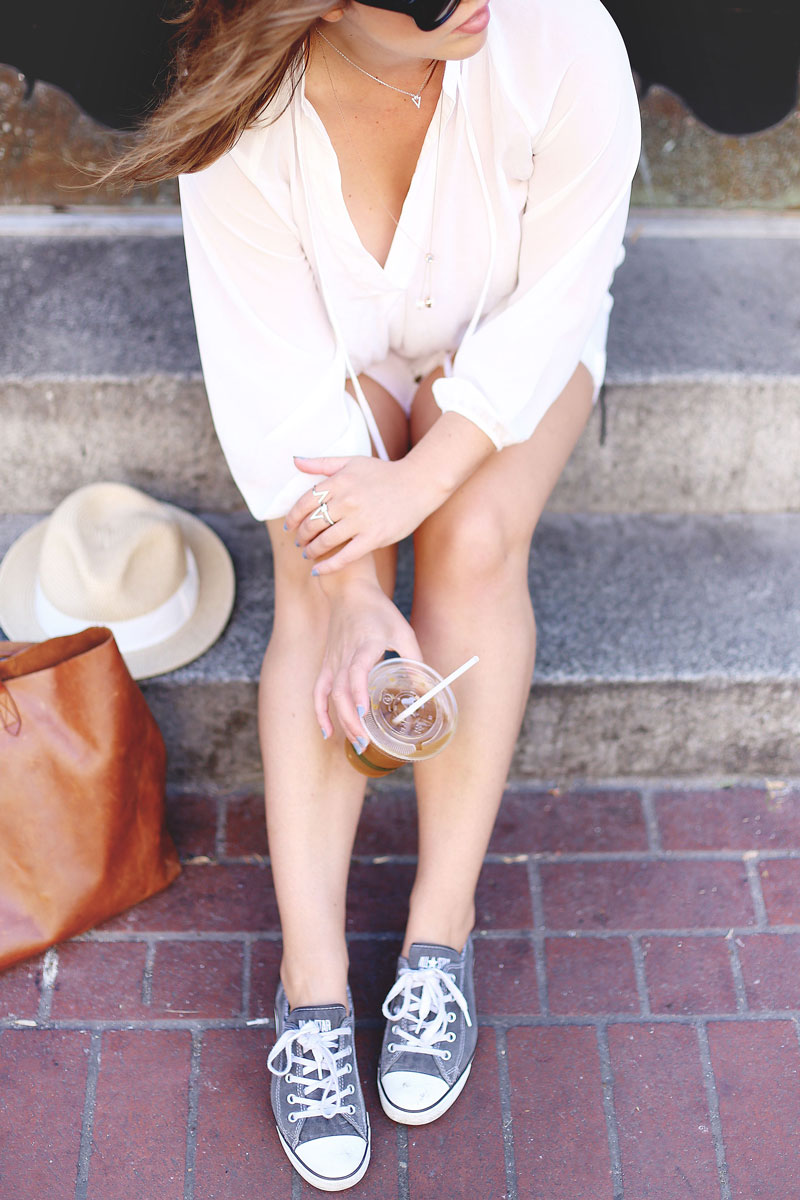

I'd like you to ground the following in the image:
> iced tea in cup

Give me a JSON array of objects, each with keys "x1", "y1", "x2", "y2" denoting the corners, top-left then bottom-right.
[{"x1": 345, "y1": 658, "x2": 458, "y2": 778}]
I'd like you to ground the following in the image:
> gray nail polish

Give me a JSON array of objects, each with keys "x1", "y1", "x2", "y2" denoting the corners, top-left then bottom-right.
[
  {"x1": 321, "y1": 727, "x2": 329, "y2": 740},
  {"x1": 352, "y1": 737, "x2": 368, "y2": 756}
]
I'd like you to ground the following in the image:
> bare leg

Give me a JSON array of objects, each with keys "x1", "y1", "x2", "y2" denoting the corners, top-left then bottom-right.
[
  {"x1": 259, "y1": 376, "x2": 407, "y2": 1010},
  {"x1": 403, "y1": 364, "x2": 594, "y2": 954}
]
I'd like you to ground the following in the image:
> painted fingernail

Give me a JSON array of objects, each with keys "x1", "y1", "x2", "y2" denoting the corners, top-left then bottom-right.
[
  {"x1": 356, "y1": 705, "x2": 366, "y2": 719},
  {"x1": 283, "y1": 522, "x2": 288, "y2": 532},
  {"x1": 311, "y1": 568, "x2": 319, "y2": 577},
  {"x1": 294, "y1": 540, "x2": 300, "y2": 548},
  {"x1": 352, "y1": 737, "x2": 368, "y2": 755},
  {"x1": 321, "y1": 727, "x2": 329, "y2": 740},
  {"x1": 302, "y1": 550, "x2": 308, "y2": 559}
]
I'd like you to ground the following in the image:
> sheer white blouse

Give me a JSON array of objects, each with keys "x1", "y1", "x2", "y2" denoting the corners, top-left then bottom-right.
[{"x1": 178, "y1": 0, "x2": 641, "y2": 520}]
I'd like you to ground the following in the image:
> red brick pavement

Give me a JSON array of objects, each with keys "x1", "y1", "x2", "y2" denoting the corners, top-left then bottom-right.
[{"x1": 2, "y1": 782, "x2": 800, "y2": 1199}]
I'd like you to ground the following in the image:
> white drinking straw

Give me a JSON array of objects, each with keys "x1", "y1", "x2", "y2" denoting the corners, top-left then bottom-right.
[{"x1": 392, "y1": 655, "x2": 480, "y2": 725}]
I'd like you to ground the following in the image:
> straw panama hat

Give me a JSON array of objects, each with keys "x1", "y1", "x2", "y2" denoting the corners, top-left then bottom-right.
[{"x1": 0, "y1": 482, "x2": 235, "y2": 680}]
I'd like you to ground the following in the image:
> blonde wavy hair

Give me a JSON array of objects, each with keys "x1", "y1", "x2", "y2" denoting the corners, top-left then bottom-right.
[{"x1": 104, "y1": 0, "x2": 335, "y2": 187}]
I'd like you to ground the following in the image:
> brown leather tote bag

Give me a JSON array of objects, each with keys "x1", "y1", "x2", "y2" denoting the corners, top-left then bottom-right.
[{"x1": 0, "y1": 627, "x2": 181, "y2": 970}]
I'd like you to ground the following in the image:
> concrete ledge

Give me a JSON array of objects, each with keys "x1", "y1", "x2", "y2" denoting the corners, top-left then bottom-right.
[
  {"x1": 554, "y1": 378, "x2": 800, "y2": 514},
  {"x1": 3, "y1": 374, "x2": 800, "y2": 516},
  {"x1": 2, "y1": 225, "x2": 799, "y2": 515},
  {"x1": 0, "y1": 376, "x2": 243, "y2": 514},
  {"x1": 139, "y1": 676, "x2": 800, "y2": 785},
  {"x1": 517, "y1": 679, "x2": 800, "y2": 779},
  {"x1": 3, "y1": 224, "x2": 798, "y2": 377},
  {"x1": 606, "y1": 233, "x2": 800, "y2": 379},
  {"x1": 2, "y1": 511, "x2": 798, "y2": 783}
]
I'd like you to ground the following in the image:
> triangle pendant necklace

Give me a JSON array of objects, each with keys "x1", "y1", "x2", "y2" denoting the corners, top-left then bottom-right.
[{"x1": 317, "y1": 31, "x2": 436, "y2": 111}]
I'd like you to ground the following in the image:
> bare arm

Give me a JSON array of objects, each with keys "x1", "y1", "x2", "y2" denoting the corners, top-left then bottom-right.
[{"x1": 287, "y1": 405, "x2": 495, "y2": 576}]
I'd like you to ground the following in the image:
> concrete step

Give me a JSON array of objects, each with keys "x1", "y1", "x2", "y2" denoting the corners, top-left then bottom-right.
[
  {"x1": 1, "y1": 210, "x2": 799, "y2": 515},
  {"x1": 2, "y1": 510, "x2": 798, "y2": 783}
]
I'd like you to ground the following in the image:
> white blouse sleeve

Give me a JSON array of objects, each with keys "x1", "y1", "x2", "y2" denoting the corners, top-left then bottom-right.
[
  {"x1": 431, "y1": 12, "x2": 642, "y2": 448},
  {"x1": 179, "y1": 155, "x2": 371, "y2": 520}
]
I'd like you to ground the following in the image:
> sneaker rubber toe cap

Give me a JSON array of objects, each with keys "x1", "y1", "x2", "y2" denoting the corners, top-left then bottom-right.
[
  {"x1": 296, "y1": 1134, "x2": 370, "y2": 1183},
  {"x1": 380, "y1": 1070, "x2": 449, "y2": 1113}
]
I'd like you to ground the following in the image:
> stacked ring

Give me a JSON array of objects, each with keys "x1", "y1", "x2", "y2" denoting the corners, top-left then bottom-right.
[{"x1": 310, "y1": 486, "x2": 335, "y2": 527}]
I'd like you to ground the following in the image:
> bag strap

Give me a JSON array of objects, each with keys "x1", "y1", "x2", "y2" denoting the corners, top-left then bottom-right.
[
  {"x1": 0, "y1": 628, "x2": 111, "y2": 684},
  {"x1": 0, "y1": 629, "x2": 113, "y2": 738},
  {"x1": 0, "y1": 680, "x2": 21, "y2": 736},
  {"x1": 0, "y1": 643, "x2": 30, "y2": 662},
  {"x1": 0, "y1": 644, "x2": 31, "y2": 736}
]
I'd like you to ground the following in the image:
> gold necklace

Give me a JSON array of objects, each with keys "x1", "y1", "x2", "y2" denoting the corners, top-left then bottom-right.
[
  {"x1": 316, "y1": 29, "x2": 437, "y2": 109},
  {"x1": 319, "y1": 40, "x2": 444, "y2": 309}
]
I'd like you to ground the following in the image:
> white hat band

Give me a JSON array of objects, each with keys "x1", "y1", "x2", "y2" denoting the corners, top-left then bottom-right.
[{"x1": 33, "y1": 547, "x2": 200, "y2": 654}]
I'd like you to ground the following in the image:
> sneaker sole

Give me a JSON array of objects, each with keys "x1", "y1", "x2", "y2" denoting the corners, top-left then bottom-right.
[
  {"x1": 377, "y1": 1059, "x2": 473, "y2": 1126},
  {"x1": 274, "y1": 1122, "x2": 371, "y2": 1193}
]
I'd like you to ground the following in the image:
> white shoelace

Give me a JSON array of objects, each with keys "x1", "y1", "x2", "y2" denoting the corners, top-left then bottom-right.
[
  {"x1": 382, "y1": 966, "x2": 472, "y2": 1060},
  {"x1": 268, "y1": 1020, "x2": 356, "y2": 1122}
]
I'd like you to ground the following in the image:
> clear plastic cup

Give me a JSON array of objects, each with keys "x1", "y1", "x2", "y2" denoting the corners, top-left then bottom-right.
[{"x1": 345, "y1": 658, "x2": 458, "y2": 778}]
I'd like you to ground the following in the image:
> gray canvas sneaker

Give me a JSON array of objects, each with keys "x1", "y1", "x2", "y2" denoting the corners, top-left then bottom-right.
[
  {"x1": 377, "y1": 937, "x2": 477, "y2": 1125},
  {"x1": 267, "y1": 983, "x2": 370, "y2": 1192}
]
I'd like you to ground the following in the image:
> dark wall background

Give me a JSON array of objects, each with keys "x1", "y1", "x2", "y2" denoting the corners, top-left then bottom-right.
[
  {"x1": 1, "y1": 1, "x2": 177, "y2": 131},
  {"x1": 605, "y1": 0, "x2": 799, "y2": 134},
  {"x1": 1, "y1": 0, "x2": 799, "y2": 135}
]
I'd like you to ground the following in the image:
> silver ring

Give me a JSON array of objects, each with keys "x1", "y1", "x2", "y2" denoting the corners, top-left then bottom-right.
[{"x1": 310, "y1": 487, "x2": 335, "y2": 527}]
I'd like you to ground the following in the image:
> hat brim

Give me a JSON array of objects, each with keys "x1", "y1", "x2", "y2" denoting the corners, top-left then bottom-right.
[{"x1": 0, "y1": 504, "x2": 235, "y2": 680}]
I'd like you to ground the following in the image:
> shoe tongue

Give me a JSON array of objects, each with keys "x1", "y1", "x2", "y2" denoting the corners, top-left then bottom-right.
[
  {"x1": 288, "y1": 1002, "x2": 347, "y2": 1035},
  {"x1": 407, "y1": 942, "x2": 457, "y2": 971},
  {"x1": 284, "y1": 1002, "x2": 358, "y2": 1142}
]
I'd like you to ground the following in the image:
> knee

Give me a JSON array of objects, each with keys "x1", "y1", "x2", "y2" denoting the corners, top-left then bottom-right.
[{"x1": 416, "y1": 503, "x2": 529, "y2": 598}]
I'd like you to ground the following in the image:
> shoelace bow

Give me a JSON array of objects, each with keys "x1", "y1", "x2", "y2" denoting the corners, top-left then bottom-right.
[
  {"x1": 382, "y1": 965, "x2": 472, "y2": 1059},
  {"x1": 268, "y1": 1020, "x2": 355, "y2": 1121}
]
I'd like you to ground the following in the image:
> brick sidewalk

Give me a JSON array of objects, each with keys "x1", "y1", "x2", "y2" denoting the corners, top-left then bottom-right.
[{"x1": 2, "y1": 783, "x2": 800, "y2": 1199}]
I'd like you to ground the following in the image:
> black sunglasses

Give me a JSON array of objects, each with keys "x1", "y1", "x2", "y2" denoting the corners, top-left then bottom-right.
[{"x1": 356, "y1": 0, "x2": 463, "y2": 33}]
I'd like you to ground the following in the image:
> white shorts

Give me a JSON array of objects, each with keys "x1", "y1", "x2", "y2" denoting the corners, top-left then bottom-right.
[{"x1": 365, "y1": 289, "x2": 614, "y2": 420}]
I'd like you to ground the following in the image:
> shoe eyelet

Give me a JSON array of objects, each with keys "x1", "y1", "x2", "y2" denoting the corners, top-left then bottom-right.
[
  {"x1": 446, "y1": 1032, "x2": 456, "y2": 1042},
  {"x1": 392, "y1": 1025, "x2": 400, "y2": 1035},
  {"x1": 387, "y1": 1043, "x2": 396, "y2": 1053},
  {"x1": 347, "y1": 1105, "x2": 356, "y2": 1115},
  {"x1": 346, "y1": 1084, "x2": 355, "y2": 1096},
  {"x1": 344, "y1": 1063, "x2": 352, "y2": 1074},
  {"x1": 447, "y1": 1012, "x2": 456, "y2": 1022},
  {"x1": 288, "y1": 1112, "x2": 299, "y2": 1123},
  {"x1": 442, "y1": 1050, "x2": 452, "y2": 1061}
]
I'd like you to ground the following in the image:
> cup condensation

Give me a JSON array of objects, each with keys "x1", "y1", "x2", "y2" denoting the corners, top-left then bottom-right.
[{"x1": 345, "y1": 658, "x2": 458, "y2": 777}]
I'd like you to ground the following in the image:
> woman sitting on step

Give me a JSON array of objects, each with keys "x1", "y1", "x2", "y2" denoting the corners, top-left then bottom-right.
[{"x1": 109, "y1": 0, "x2": 640, "y2": 1190}]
